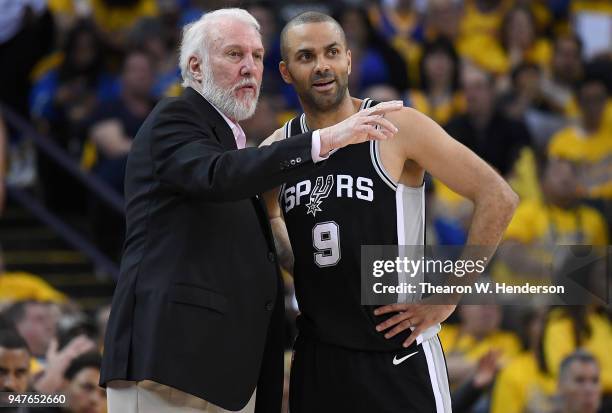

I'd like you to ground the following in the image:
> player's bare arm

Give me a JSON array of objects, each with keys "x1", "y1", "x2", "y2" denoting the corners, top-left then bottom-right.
[
  {"x1": 374, "y1": 107, "x2": 519, "y2": 347},
  {"x1": 260, "y1": 128, "x2": 295, "y2": 273}
]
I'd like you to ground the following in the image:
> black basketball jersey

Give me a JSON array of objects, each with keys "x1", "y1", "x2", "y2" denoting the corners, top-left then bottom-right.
[{"x1": 280, "y1": 99, "x2": 440, "y2": 351}]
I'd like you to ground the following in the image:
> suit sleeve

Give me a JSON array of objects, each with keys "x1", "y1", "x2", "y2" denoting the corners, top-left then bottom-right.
[{"x1": 150, "y1": 98, "x2": 317, "y2": 202}]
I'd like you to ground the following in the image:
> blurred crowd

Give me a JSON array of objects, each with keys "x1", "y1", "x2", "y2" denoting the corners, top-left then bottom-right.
[{"x1": 0, "y1": 0, "x2": 611, "y2": 412}]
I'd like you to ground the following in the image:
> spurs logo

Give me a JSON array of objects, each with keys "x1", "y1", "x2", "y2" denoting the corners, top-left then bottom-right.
[{"x1": 306, "y1": 175, "x2": 334, "y2": 217}]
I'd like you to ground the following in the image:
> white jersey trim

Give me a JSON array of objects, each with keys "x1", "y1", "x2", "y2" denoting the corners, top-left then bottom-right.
[
  {"x1": 422, "y1": 335, "x2": 452, "y2": 413},
  {"x1": 370, "y1": 141, "x2": 398, "y2": 191}
]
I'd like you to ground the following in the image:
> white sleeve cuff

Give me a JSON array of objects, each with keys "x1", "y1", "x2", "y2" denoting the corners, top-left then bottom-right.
[{"x1": 311, "y1": 129, "x2": 329, "y2": 163}]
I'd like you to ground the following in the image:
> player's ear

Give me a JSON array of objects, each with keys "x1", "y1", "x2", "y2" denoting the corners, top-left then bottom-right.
[
  {"x1": 346, "y1": 49, "x2": 352, "y2": 76},
  {"x1": 279, "y1": 60, "x2": 293, "y2": 84}
]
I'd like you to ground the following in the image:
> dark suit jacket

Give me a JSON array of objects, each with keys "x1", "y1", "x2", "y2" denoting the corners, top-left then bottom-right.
[{"x1": 100, "y1": 87, "x2": 319, "y2": 411}]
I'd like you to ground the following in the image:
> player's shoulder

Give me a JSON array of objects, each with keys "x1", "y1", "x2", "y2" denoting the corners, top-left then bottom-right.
[{"x1": 384, "y1": 104, "x2": 427, "y2": 125}]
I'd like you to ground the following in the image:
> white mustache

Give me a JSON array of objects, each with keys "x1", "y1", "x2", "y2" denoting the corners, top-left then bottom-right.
[{"x1": 233, "y1": 78, "x2": 258, "y2": 92}]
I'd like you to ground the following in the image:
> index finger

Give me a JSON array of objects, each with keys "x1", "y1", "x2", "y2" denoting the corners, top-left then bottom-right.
[
  {"x1": 366, "y1": 100, "x2": 404, "y2": 116},
  {"x1": 374, "y1": 303, "x2": 415, "y2": 316}
]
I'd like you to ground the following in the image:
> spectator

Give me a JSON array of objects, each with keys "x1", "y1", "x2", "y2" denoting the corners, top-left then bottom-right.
[
  {"x1": 439, "y1": 305, "x2": 521, "y2": 387},
  {"x1": 541, "y1": 33, "x2": 584, "y2": 115},
  {"x1": 30, "y1": 20, "x2": 117, "y2": 213},
  {"x1": 84, "y1": 49, "x2": 156, "y2": 260},
  {"x1": 0, "y1": 329, "x2": 31, "y2": 393},
  {"x1": 30, "y1": 20, "x2": 116, "y2": 138},
  {"x1": 498, "y1": 7, "x2": 552, "y2": 72},
  {"x1": 554, "y1": 350, "x2": 602, "y2": 413},
  {"x1": 457, "y1": 0, "x2": 513, "y2": 73},
  {"x1": 424, "y1": 0, "x2": 462, "y2": 44},
  {"x1": 542, "y1": 307, "x2": 612, "y2": 396},
  {"x1": 56, "y1": 313, "x2": 97, "y2": 351},
  {"x1": 61, "y1": 352, "x2": 106, "y2": 413},
  {"x1": 459, "y1": 0, "x2": 511, "y2": 41},
  {"x1": 33, "y1": 352, "x2": 106, "y2": 413},
  {"x1": 127, "y1": 17, "x2": 181, "y2": 99},
  {"x1": 84, "y1": 49, "x2": 156, "y2": 194},
  {"x1": 451, "y1": 350, "x2": 501, "y2": 413},
  {"x1": 446, "y1": 65, "x2": 531, "y2": 177},
  {"x1": 500, "y1": 63, "x2": 566, "y2": 148},
  {"x1": 490, "y1": 307, "x2": 556, "y2": 413},
  {"x1": 89, "y1": 0, "x2": 158, "y2": 53},
  {"x1": 336, "y1": 6, "x2": 409, "y2": 96},
  {"x1": 514, "y1": 0, "x2": 555, "y2": 34},
  {"x1": 548, "y1": 71, "x2": 612, "y2": 200},
  {"x1": 32, "y1": 334, "x2": 96, "y2": 395},
  {"x1": 3, "y1": 301, "x2": 57, "y2": 359},
  {"x1": 405, "y1": 37, "x2": 463, "y2": 126},
  {"x1": 155, "y1": 0, "x2": 182, "y2": 50},
  {"x1": 494, "y1": 158, "x2": 609, "y2": 285},
  {"x1": 502, "y1": 63, "x2": 547, "y2": 121},
  {"x1": 461, "y1": 5, "x2": 552, "y2": 75},
  {"x1": 406, "y1": 38, "x2": 471, "y2": 244},
  {"x1": 83, "y1": 50, "x2": 155, "y2": 190}
]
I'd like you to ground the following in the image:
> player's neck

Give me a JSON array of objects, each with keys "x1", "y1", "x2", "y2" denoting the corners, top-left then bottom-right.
[{"x1": 303, "y1": 95, "x2": 359, "y2": 130}]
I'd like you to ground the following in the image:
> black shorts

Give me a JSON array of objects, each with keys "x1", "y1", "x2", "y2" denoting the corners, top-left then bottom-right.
[{"x1": 289, "y1": 334, "x2": 452, "y2": 413}]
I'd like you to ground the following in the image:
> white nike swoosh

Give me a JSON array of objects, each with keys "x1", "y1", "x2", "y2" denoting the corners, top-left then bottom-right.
[{"x1": 392, "y1": 351, "x2": 419, "y2": 366}]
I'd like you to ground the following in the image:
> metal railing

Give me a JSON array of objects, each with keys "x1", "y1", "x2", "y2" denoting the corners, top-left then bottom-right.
[{"x1": 1, "y1": 102, "x2": 122, "y2": 279}]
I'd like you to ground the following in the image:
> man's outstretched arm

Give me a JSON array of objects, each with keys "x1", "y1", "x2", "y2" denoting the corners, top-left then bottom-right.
[{"x1": 152, "y1": 100, "x2": 403, "y2": 202}]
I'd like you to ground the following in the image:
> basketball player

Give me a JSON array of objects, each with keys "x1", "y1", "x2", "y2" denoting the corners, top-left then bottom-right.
[{"x1": 261, "y1": 12, "x2": 518, "y2": 413}]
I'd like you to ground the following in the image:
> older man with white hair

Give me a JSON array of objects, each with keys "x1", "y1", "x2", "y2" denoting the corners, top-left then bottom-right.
[{"x1": 99, "y1": 8, "x2": 402, "y2": 413}]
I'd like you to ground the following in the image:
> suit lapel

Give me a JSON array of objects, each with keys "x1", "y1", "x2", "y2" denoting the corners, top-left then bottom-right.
[
  {"x1": 183, "y1": 87, "x2": 238, "y2": 151},
  {"x1": 184, "y1": 88, "x2": 274, "y2": 244}
]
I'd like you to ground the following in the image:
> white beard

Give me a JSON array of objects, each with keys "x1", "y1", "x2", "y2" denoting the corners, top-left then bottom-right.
[{"x1": 201, "y1": 73, "x2": 260, "y2": 121}]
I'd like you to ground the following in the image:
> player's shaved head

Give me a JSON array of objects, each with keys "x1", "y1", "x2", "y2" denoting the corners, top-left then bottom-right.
[{"x1": 280, "y1": 11, "x2": 346, "y2": 62}]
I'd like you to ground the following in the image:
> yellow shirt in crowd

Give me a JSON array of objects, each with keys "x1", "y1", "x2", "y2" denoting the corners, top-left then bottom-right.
[
  {"x1": 459, "y1": 0, "x2": 512, "y2": 42},
  {"x1": 90, "y1": 0, "x2": 158, "y2": 33},
  {"x1": 494, "y1": 198, "x2": 608, "y2": 286},
  {"x1": 490, "y1": 352, "x2": 556, "y2": 413},
  {"x1": 548, "y1": 124, "x2": 612, "y2": 199},
  {"x1": 543, "y1": 308, "x2": 612, "y2": 393},
  {"x1": 438, "y1": 324, "x2": 522, "y2": 364},
  {"x1": 457, "y1": 0, "x2": 511, "y2": 74},
  {"x1": 459, "y1": 35, "x2": 552, "y2": 74},
  {"x1": 504, "y1": 199, "x2": 609, "y2": 245},
  {"x1": 405, "y1": 90, "x2": 465, "y2": 126}
]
